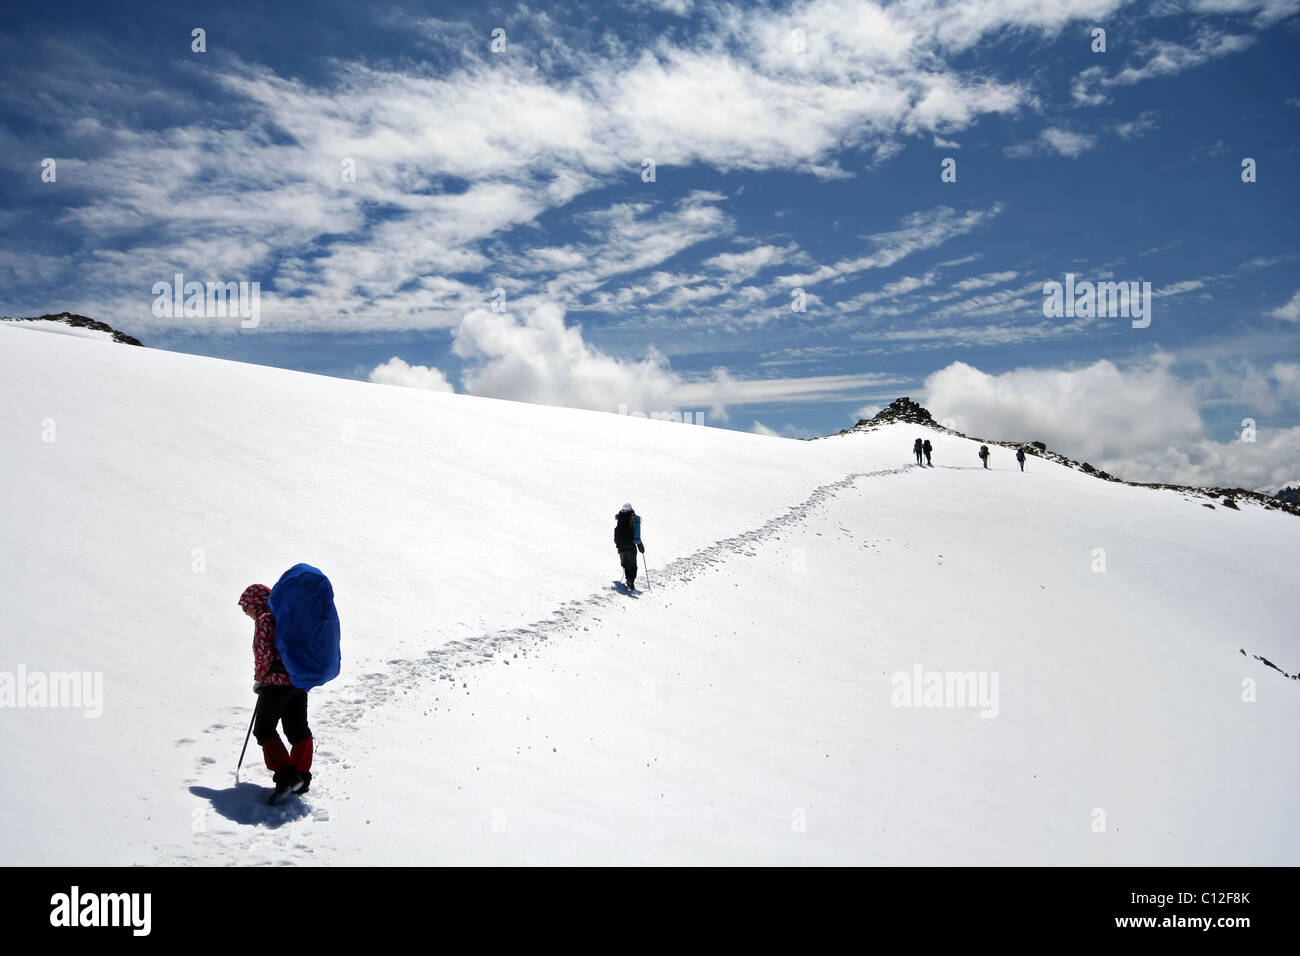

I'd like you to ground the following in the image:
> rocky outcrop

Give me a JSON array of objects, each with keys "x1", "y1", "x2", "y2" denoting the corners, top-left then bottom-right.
[{"x1": 1, "y1": 312, "x2": 143, "y2": 346}]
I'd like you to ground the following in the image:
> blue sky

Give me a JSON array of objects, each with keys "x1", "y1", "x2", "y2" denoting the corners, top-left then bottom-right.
[{"x1": 2, "y1": 0, "x2": 1298, "y2": 488}]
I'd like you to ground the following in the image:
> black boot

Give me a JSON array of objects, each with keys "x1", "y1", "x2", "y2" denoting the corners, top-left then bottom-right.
[{"x1": 269, "y1": 766, "x2": 304, "y2": 804}]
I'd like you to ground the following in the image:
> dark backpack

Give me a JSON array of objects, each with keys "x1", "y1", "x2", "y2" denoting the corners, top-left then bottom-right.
[{"x1": 614, "y1": 510, "x2": 637, "y2": 549}]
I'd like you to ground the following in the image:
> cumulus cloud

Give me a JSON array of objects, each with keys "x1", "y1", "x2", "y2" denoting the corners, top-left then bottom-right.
[
  {"x1": 369, "y1": 356, "x2": 455, "y2": 392},
  {"x1": 1269, "y1": 291, "x2": 1300, "y2": 321},
  {"x1": 924, "y1": 358, "x2": 1201, "y2": 459},
  {"x1": 445, "y1": 301, "x2": 907, "y2": 420},
  {"x1": 922, "y1": 358, "x2": 1300, "y2": 490},
  {"x1": 452, "y1": 303, "x2": 683, "y2": 415}
]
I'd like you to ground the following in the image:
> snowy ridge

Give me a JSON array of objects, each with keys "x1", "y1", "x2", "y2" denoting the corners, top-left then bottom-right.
[{"x1": 835, "y1": 397, "x2": 1300, "y2": 515}]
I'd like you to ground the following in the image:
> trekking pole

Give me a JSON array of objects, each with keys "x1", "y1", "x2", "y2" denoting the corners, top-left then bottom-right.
[
  {"x1": 236, "y1": 695, "x2": 260, "y2": 782},
  {"x1": 641, "y1": 551, "x2": 651, "y2": 589}
]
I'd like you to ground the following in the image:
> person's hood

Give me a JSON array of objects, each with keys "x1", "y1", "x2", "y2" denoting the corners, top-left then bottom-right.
[{"x1": 238, "y1": 583, "x2": 271, "y2": 617}]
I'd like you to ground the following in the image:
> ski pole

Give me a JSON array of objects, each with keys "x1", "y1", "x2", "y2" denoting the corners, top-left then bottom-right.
[
  {"x1": 641, "y1": 550, "x2": 650, "y2": 588},
  {"x1": 236, "y1": 695, "x2": 260, "y2": 781}
]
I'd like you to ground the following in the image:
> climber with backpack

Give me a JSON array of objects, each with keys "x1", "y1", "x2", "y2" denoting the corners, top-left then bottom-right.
[
  {"x1": 978, "y1": 445, "x2": 991, "y2": 469},
  {"x1": 238, "y1": 563, "x2": 342, "y2": 803},
  {"x1": 922, "y1": 438, "x2": 933, "y2": 467},
  {"x1": 614, "y1": 503, "x2": 645, "y2": 591},
  {"x1": 913, "y1": 438, "x2": 924, "y2": 465},
  {"x1": 1016, "y1": 447, "x2": 1027, "y2": 471}
]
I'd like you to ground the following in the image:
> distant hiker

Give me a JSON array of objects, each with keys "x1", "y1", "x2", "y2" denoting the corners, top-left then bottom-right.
[
  {"x1": 614, "y1": 503, "x2": 645, "y2": 590},
  {"x1": 978, "y1": 445, "x2": 990, "y2": 469},
  {"x1": 913, "y1": 438, "x2": 924, "y2": 465},
  {"x1": 922, "y1": 439, "x2": 933, "y2": 467},
  {"x1": 1016, "y1": 447, "x2": 1026, "y2": 472}
]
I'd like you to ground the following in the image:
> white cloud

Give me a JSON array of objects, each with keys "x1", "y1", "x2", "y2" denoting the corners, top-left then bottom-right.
[
  {"x1": 1189, "y1": 0, "x2": 1300, "y2": 25},
  {"x1": 1007, "y1": 127, "x2": 1097, "y2": 158},
  {"x1": 446, "y1": 300, "x2": 907, "y2": 420},
  {"x1": 636, "y1": 0, "x2": 693, "y2": 14},
  {"x1": 7, "y1": 0, "x2": 1289, "y2": 343},
  {"x1": 1268, "y1": 291, "x2": 1300, "y2": 321},
  {"x1": 777, "y1": 205, "x2": 1001, "y2": 288},
  {"x1": 1114, "y1": 111, "x2": 1159, "y2": 140},
  {"x1": 1072, "y1": 30, "x2": 1257, "y2": 104},
  {"x1": 675, "y1": 371, "x2": 905, "y2": 407},
  {"x1": 703, "y1": 243, "x2": 799, "y2": 280},
  {"x1": 369, "y1": 357, "x2": 456, "y2": 392},
  {"x1": 6, "y1": 0, "x2": 1066, "y2": 332},
  {"x1": 923, "y1": 358, "x2": 1201, "y2": 460},
  {"x1": 451, "y1": 303, "x2": 682, "y2": 415},
  {"x1": 951, "y1": 270, "x2": 1019, "y2": 294},
  {"x1": 837, "y1": 273, "x2": 936, "y2": 311},
  {"x1": 1153, "y1": 279, "x2": 1205, "y2": 298}
]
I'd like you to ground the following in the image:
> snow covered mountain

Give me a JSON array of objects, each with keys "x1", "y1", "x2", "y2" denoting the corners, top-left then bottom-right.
[{"x1": 1, "y1": 322, "x2": 1296, "y2": 865}]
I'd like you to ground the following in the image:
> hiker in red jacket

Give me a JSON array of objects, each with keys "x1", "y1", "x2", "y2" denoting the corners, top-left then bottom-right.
[{"x1": 238, "y1": 584, "x2": 313, "y2": 796}]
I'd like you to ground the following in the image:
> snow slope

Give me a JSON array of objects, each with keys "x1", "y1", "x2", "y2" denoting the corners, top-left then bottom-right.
[{"x1": 1, "y1": 322, "x2": 1296, "y2": 865}]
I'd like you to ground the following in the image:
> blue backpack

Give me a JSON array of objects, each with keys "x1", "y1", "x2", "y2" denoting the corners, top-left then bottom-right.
[{"x1": 268, "y1": 564, "x2": 341, "y2": 691}]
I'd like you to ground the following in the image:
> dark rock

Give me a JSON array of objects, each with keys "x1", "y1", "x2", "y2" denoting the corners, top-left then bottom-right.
[
  {"x1": 867, "y1": 397, "x2": 937, "y2": 427},
  {"x1": 2, "y1": 311, "x2": 143, "y2": 346},
  {"x1": 1031, "y1": 441, "x2": 1047, "y2": 452}
]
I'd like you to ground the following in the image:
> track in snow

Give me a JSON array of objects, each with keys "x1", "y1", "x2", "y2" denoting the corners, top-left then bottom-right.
[{"x1": 156, "y1": 466, "x2": 908, "y2": 864}]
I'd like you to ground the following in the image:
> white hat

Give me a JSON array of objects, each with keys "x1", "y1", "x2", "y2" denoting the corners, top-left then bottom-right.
[{"x1": 619, "y1": 503, "x2": 634, "y2": 512}]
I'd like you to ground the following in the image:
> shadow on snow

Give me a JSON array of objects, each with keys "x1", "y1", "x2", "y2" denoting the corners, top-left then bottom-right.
[{"x1": 189, "y1": 782, "x2": 311, "y2": 828}]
